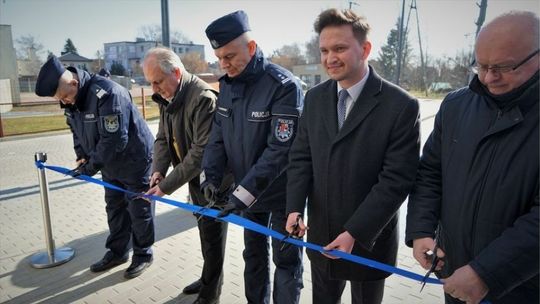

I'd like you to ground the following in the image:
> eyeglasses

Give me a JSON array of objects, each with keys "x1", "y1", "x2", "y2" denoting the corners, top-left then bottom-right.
[{"x1": 471, "y1": 49, "x2": 540, "y2": 75}]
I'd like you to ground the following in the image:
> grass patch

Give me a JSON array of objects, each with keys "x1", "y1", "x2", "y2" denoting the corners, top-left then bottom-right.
[
  {"x1": 3, "y1": 115, "x2": 69, "y2": 136},
  {"x1": 2, "y1": 95, "x2": 160, "y2": 137}
]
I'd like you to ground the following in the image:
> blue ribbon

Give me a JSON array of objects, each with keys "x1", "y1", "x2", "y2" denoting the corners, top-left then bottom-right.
[{"x1": 36, "y1": 161, "x2": 441, "y2": 285}]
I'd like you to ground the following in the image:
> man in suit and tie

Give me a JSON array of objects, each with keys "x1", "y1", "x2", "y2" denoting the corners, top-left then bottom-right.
[{"x1": 286, "y1": 8, "x2": 420, "y2": 304}]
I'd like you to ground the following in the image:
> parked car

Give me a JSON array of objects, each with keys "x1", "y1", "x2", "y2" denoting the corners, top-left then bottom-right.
[{"x1": 429, "y1": 82, "x2": 453, "y2": 93}]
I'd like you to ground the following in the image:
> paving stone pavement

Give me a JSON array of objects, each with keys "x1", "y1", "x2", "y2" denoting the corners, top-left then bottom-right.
[{"x1": 0, "y1": 99, "x2": 444, "y2": 304}]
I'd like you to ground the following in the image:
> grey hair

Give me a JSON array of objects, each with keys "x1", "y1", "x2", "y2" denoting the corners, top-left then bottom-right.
[{"x1": 143, "y1": 47, "x2": 185, "y2": 73}]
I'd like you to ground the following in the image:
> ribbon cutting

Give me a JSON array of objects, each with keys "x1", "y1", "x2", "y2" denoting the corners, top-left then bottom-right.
[{"x1": 35, "y1": 160, "x2": 441, "y2": 286}]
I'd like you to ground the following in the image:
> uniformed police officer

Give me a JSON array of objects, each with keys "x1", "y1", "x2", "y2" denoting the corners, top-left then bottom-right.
[
  {"x1": 35, "y1": 56, "x2": 155, "y2": 279},
  {"x1": 201, "y1": 11, "x2": 304, "y2": 304}
]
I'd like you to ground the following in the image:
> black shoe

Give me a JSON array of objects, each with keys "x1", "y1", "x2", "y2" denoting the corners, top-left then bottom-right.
[
  {"x1": 193, "y1": 296, "x2": 219, "y2": 304},
  {"x1": 90, "y1": 251, "x2": 128, "y2": 272},
  {"x1": 124, "y1": 258, "x2": 153, "y2": 279},
  {"x1": 183, "y1": 279, "x2": 202, "y2": 294}
]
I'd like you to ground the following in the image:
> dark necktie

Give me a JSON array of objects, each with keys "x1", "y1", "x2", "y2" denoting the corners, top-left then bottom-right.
[{"x1": 337, "y1": 89, "x2": 349, "y2": 129}]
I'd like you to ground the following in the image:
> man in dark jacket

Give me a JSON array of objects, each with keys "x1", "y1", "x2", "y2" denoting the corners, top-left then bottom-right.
[
  {"x1": 35, "y1": 56, "x2": 155, "y2": 279},
  {"x1": 201, "y1": 10, "x2": 304, "y2": 304},
  {"x1": 406, "y1": 11, "x2": 539, "y2": 304},
  {"x1": 142, "y1": 47, "x2": 231, "y2": 304},
  {"x1": 286, "y1": 9, "x2": 420, "y2": 304}
]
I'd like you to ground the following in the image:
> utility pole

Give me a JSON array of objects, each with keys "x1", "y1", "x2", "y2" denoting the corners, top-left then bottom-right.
[
  {"x1": 161, "y1": 0, "x2": 170, "y2": 47},
  {"x1": 394, "y1": 0, "x2": 406, "y2": 85},
  {"x1": 468, "y1": 0, "x2": 488, "y2": 82},
  {"x1": 349, "y1": 1, "x2": 359, "y2": 10},
  {"x1": 475, "y1": 0, "x2": 488, "y2": 38},
  {"x1": 411, "y1": 0, "x2": 428, "y2": 96}
]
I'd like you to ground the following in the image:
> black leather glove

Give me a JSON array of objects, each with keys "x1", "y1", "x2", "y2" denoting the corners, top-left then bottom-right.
[
  {"x1": 217, "y1": 197, "x2": 246, "y2": 218},
  {"x1": 202, "y1": 183, "x2": 218, "y2": 204},
  {"x1": 68, "y1": 162, "x2": 99, "y2": 177}
]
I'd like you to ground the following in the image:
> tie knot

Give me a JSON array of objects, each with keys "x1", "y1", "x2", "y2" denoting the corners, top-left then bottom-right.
[{"x1": 338, "y1": 89, "x2": 349, "y2": 102}]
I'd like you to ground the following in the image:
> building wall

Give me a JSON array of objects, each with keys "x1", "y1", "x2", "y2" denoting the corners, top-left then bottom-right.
[
  {"x1": 0, "y1": 25, "x2": 20, "y2": 104},
  {"x1": 292, "y1": 64, "x2": 329, "y2": 89},
  {"x1": 62, "y1": 60, "x2": 92, "y2": 71},
  {"x1": 104, "y1": 40, "x2": 205, "y2": 77}
]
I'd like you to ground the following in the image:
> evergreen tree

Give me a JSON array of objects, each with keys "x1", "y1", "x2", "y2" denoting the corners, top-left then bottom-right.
[
  {"x1": 110, "y1": 61, "x2": 125, "y2": 76},
  {"x1": 62, "y1": 38, "x2": 78, "y2": 55},
  {"x1": 376, "y1": 18, "x2": 412, "y2": 83},
  {"x1": 305, "y1": 35, "x2": 321, "y2": 64}
]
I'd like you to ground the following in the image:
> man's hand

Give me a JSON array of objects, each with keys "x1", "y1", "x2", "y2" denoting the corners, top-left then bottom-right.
[
  {"x1": 145, "y1": 185, "x2": 165, "y2": 197},
  {"x1": 149, "y1": 172, "x2": 164, "y2": 187},
  {"x1": 322, "y1": 231, "x2": 355, "y2": 259},
  {"x1": 202, "y1": 183, "x2": 218, "y2": 203},
  {"x1": 286, "y1": 212, "x2": 307, "y2": 237},
  {"x1": 441, "y1": 265, "x2": 489, "y2": 304},
  {"x1": 412, "y1": 237, "x2": 445, "y2": 270},
  {"x1": 216, "y1": 199, "x2": 246, "y2": 218},
  {"x1": 68, "y1": 160, "x2": 98, "y2": 177},
  {"x1": 76, "y1": 158, "x2": 87, "y2": 166}
]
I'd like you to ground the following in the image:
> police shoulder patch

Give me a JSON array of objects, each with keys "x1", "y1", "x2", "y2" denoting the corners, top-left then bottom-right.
[
  {"x1": 274, "y1": 118, "x2": 294, "y2": 142},
  {"x1": 268, "y1": 68, "x2": 291, "y2": 85},
  {"x1": 92, "y1": 84, "x2": 108, "y2": 99},
  {"x1": 102, "y1": 115, "x2": 120, "y2": 133}
]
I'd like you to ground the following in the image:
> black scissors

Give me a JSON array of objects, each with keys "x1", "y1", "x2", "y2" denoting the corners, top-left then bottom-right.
[
  {"x1": 280, "y1": 215, "x2": 301, "y2": 252},
  {"x1": 420, "y1": 237, "x2": 440, "y2": 292}
]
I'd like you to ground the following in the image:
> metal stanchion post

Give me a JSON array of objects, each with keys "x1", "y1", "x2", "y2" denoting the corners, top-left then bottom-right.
[{"x1": 31, "y1": 152, "x2": 75, "y2": 268}]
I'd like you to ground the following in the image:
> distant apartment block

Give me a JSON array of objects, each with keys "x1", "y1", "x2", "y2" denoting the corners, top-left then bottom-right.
[
  {"x1": 104, "y1": 38, "x2": 205, "y2": 76},
  {"x1": 292, "y1": 63, "x2": 329, "y2": 89}
]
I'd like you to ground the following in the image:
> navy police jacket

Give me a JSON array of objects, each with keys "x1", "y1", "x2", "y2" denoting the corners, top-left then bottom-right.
[
  {"x1": 64, "y1": 67, "x2": 154, "y2": 178},
  {"x1": 201, "y1": 47, "x2": 303, "y2": 212}
]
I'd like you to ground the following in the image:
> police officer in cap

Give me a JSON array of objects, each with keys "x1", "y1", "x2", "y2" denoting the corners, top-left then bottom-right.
[
  {"x1": 35, "y1": 56, "x2": 155, "y2": 279},
  {"x1": 98, "y1": 67, "x2": 111, "y2": 78},
  {"x1": 202, "y1": 10, "x2": 304, "y2": 304}
]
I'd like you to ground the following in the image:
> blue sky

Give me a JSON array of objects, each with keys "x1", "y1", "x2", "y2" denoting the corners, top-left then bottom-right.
[{"x1": 1, "y1": 0, "x2": 538, "y2": 63}]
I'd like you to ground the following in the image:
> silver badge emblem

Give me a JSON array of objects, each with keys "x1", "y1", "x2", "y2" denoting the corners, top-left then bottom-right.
[{"x1": 103, "y1": 115, "x2": 120, "y2": 133}]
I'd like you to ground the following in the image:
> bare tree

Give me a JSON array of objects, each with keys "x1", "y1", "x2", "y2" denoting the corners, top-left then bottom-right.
[
  {"x1": 138, "y1": 24, "x2": 190, "y2": 43},
  {"x1": 269, "y1": 43, "x2": 306, "y2": 71},
  {"x1": 15, "y1": 35, "x2": 44, "y2": 75},
  {"x1": 15, "y1": 35, "x2": 44, "y2": 59},
  {"x1": 181, "y1": 52, "x2": 208, "y2": 74}
]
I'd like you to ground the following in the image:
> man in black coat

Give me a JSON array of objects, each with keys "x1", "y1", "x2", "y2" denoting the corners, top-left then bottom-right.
[
  {"x1": 286, "y1": 8, "x2": 420, "y2": 304},
  {"x1": 406, "y1": 11, "x2": 539, "y2": 304}
]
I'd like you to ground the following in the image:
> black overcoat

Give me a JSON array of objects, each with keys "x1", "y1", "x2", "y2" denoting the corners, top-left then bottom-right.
[
  {"x1": 406, "y1": 76, "x2": 539, "y2": 302},
  {"x1": 287, "y1": 67, "x2": 420, "y2": 281}
]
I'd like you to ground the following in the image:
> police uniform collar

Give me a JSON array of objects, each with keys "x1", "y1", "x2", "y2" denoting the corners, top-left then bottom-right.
[
  {"x1": 222, "y1": 46, "x2": 266, "y2": 84},
  {"x1": 70, "y1": 67, "x2": 92, "y2": 110}
]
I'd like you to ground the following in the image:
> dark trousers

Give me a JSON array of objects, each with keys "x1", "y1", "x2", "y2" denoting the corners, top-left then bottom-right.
[
  {"x1": 311, "y1": 263, "x2": 385, "y2": 304},
  {"x1": 243, "y1": 209, "x2": 303, "y2": 304},
  {"x1": 196, "y1": 214, "x2": 228, "y2": 300},
  {"x1": 102, "y1": 169, "x2": 154, "y2": 262}
]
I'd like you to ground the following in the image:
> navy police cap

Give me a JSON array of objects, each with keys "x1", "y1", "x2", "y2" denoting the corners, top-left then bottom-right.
[
  {"x1": 98, "y1": 68, "x2": 111, "y2": 77},
  {"x1": 35, "y1": 56, "x2": 66, "y2": 97},
  {"x1": 205, "y1": 10, "x2": 251, "y2": 49}
]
